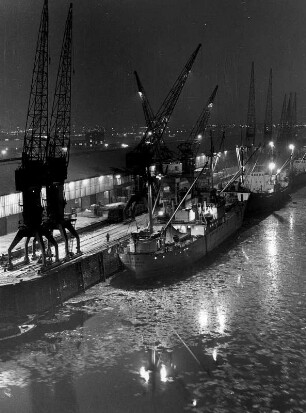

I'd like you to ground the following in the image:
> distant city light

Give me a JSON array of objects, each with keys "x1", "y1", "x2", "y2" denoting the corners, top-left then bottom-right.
[
  {"x1": 269, "y1": 141, "x2": 274, "y2": 148},
  {"x1": 115, "y1": 174, "x2": 121, "y2": 179},
  {"x1": 289, "y1": 144, "x2": 295, "y2": 151},
  {"x1": 1, "y1": 149, "x2": 7, "y2": 156},
  {"x1": 121, "y1": 143, "x2": 128, "y2": 148}
]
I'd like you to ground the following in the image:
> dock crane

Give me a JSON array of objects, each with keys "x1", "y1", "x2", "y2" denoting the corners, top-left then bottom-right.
[
  {"x1": 45, "y1": 3, "x2": 81, "y2": 258},
  {"x1": 177, "y1": 85, "x2": 218, "y2": 176},
  {"x1": 7, "y1": 0, "x2": 59, "y2": 268},
  {"x1": 125, "y1": 45, "x2": 201, "y2": 216},
  {"x1": 155, "y1": 86, "x2": 218, "y2": 223},
  {"x1": 276, "y1": 92, "x2": 297, "y2": 159},
  {"x1": 276, "y1": 94, "x2": 287, "y2": 146},
  {"x1": 126, "y1": 44, "x2": 202, "y2": 176}
]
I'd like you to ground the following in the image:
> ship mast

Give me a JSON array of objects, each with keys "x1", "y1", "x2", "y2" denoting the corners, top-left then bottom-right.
[
  {"x1": 209, "y1": 130, "x2": 214, "y2": 188},
  {"x1": 246, "y1": 61, "x2": 256, "y2": 147},
  {"x1": 147, "y1": 170, "x2": 154, "y2": 234},
  {"x1": 264, "y1": 68, "x2": 272, "y2": 143}
]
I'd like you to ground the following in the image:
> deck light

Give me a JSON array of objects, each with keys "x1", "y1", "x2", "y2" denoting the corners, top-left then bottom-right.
[
  {"x1": 268, "y1": 162, "x2": 275, "y2": 171},
  {"x1": 160, "y1": 365, "x2": 167, "y2": 382},
  {"x1": 140, "y1": 367, "x2": 149, "y2": 383}
]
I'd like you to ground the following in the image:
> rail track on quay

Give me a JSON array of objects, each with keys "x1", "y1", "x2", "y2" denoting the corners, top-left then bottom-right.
[{"x1": 0, "y1": 214, "x2": 149, "y2": 286}]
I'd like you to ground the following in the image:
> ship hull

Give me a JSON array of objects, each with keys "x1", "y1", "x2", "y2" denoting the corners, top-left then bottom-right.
[
  {"x1": 246, "y1": 187, "x2": 290, "y2": 215},
  {"x1": 119, "y1": 204, "x2": 245, "y2": 280},
  {"x1": 290, "y1": 172, "x2": 306, "y2": 191}
]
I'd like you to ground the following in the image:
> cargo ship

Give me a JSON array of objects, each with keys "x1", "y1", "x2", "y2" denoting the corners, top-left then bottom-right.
[
  {"x1": 289, "y1": 154, "x2": 306, "y2": 190},
  {"x1": 119, "y1": 167, "x2": 249, "y2": 280},
  {"x1": 244, "y1": 167, "x2": 290, "y2": 214},
  {"x1": 233, "y1": 144, "x2": 291, "y2": 215}
]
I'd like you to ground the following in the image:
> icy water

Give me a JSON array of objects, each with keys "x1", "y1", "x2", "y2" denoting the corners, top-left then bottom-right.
[{"x1": 1, "y1": 189, "x2": 306, "y2": 413}]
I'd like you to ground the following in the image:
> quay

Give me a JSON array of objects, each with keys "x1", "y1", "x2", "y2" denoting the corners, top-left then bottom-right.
[{"x1": 0, "y1": 213, "x2": 148, "y2": 318}]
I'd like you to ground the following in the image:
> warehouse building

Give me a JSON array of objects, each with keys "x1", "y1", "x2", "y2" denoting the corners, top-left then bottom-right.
[{"x1": 0, "y1": 149, "x2": 133, "y2": 236}]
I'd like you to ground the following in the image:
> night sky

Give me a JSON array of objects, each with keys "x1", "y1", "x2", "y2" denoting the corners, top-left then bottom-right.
[{"x1": 0, "y1": 0, "x2": 306, "y2": 131}]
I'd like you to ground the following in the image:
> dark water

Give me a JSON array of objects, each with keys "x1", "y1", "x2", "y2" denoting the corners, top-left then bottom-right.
[{"x1": 1, "y1": 189, "x2": 306, "y2": 413}]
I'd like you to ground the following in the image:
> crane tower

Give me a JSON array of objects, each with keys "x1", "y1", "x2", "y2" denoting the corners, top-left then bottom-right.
[{"x1": 8, "y1": 0, "x2": 58, "y2": 268}]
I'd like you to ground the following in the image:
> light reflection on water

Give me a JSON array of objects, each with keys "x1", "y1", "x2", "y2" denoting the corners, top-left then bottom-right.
[{"x1": 0, "y1": 189, "x2": 306, "y2": 412}]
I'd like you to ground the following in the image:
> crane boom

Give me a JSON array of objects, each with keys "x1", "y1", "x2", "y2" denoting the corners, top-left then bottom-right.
[
  {"x1": 276, "y1": 94, "x2": 287, "y2": 146},
  {"x1": 22, "y1": 0, "x2": 49, "y2": 164},
  {"x1": 178, "y1": 85, "x2": 218, "y2": 174},
  {"x1": 134, "y1": 71, "x2": 155, "y2": 130},
  {"x1": 45, "y1": 3, "x2": 81, "y2": 258},
  {"x1": 47, "y1": 3, "x2": 72, "y2": 172},
  {"x1": 285, "y1": 93, "x2": 293, "y2": 145},
  {"x1": 141, "y1": 44, "x2": 201, "y2": 150},
  {"x1": 127, "y1": 44, "x2": 202, "y2": 172}
]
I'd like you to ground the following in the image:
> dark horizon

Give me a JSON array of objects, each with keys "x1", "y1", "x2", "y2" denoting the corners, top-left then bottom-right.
[{"x1": 0, "y1": 0, "x2": 306, "y2": 131}]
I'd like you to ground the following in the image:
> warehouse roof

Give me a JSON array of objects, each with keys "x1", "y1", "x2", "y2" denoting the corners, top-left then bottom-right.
[{"x1": 0, "y1": 148, "x2": 129, "y2": 196}]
